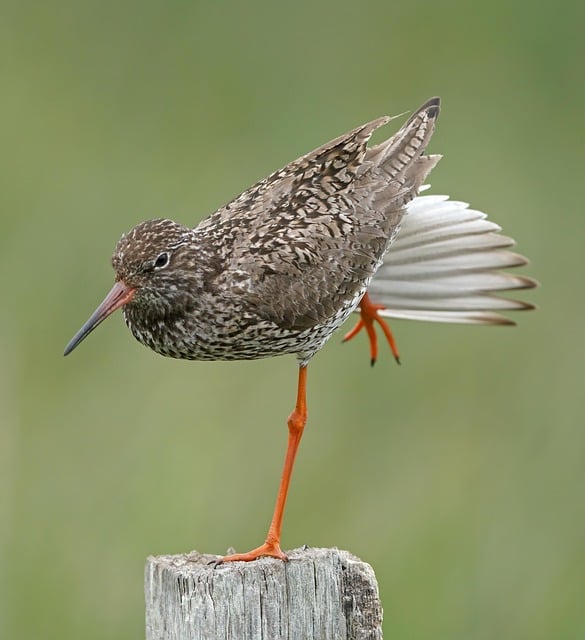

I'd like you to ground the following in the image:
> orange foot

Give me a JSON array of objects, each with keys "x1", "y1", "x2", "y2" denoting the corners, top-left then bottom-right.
[
  {"x1": 343, "y1": 292, "x2": 401, "y2": 366},
  {"x1": 219, "y1": 541, "x2": 288, "y2": 564}
]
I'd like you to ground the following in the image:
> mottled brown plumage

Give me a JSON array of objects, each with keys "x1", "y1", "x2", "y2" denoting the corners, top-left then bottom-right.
[
  {"x1": 64, "y1": 97, "x2": 536, "y2": 562},
  {"x1": 66, "y1": 98, "x2": 441, "y2": 365}
]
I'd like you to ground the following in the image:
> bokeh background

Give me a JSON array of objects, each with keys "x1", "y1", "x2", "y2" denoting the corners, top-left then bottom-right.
[{"x1": 1, "y1": 1, "x2": 583, "y2": 638}]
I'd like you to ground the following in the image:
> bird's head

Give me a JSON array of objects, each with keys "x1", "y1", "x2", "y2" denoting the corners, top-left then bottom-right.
[{"x1": 64, "y1": 218, "x2": 193, "y2": 356}]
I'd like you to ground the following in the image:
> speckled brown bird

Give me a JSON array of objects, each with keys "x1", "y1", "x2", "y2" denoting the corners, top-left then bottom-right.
[{"x1": 64, "y1": 97, "x2": 536, "y2": 562}]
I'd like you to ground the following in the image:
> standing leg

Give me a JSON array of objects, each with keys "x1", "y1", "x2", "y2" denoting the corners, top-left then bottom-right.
[{"x1": 221, "y1": 365, "x2": 308, "y2": 562}]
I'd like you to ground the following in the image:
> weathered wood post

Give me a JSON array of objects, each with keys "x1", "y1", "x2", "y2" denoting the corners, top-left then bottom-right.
[{"x1": 145, "y1": 547, "x2": 383, "y2": 639}]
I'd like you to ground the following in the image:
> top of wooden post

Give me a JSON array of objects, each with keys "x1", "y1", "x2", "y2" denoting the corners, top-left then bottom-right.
[{"x1": 145, "y1": 546, "x2": 383, "y2": 640}]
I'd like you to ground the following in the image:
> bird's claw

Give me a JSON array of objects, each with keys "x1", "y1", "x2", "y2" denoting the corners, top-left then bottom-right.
[
  {"x1": 207, "y1": 556, "x2": 224, "y2": 569},
  {"x1": 343, "y1": 293, "x2": 401, "y2": 365},
  {"x1": 218, "y1": 541, "x2": 289, "y2": 564}
]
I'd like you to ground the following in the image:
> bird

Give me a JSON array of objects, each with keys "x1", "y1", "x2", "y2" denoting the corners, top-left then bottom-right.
[{"x1": 64, "y1": 97, "x2": 536, "y2": 563}]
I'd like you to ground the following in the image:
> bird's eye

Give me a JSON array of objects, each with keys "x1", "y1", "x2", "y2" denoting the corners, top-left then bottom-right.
[{"x1": 154, "y1": 252, "x2": 170, "y2": 269}]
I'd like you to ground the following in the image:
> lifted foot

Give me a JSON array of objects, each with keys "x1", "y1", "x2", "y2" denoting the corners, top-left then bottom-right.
[{"x1": 343, "y1": 292, "x2": 401, "y2": 366}]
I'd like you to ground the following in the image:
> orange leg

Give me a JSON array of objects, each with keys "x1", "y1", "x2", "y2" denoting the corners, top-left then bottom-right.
[
  {"x1": 342, "y1": 292, "x2": 401, "y2": 366},
  {"x1": 221, "y1": 365, "x2": 308, "y2": 563}
]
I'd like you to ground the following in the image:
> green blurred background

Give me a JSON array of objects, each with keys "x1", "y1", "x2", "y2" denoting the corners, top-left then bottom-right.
[{"x1": 1, "y1": 1, "x2": 583, "y2": 638}]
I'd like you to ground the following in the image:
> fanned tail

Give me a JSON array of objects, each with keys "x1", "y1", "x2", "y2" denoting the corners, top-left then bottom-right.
[{"x1": 366, "y1": 193, "x2": 537, "y2": 325}]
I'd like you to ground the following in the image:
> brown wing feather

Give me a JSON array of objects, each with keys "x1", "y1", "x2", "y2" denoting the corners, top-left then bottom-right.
[{"x1": 202, "y1": 98, "x2": 441, "y2": 331}]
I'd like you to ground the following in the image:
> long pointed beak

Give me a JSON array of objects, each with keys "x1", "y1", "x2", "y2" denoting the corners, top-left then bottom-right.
[{"x1": 64, "y1": 281, "x2": 136, "y2": 356}]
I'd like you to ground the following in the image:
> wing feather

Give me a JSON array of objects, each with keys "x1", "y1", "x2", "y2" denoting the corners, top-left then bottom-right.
[{"x1": 366, "y1": 194, "x2": 537, "y2": 325}]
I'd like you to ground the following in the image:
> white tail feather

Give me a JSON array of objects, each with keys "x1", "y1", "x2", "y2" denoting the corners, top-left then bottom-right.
[{"x1": 365, "y1": 193, "x2": 537, "y2": 325}]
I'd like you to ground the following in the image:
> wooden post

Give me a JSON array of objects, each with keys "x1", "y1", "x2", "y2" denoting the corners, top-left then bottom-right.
[{"x1": 145, "y1": 547, "x2": 383, "y2": 640}]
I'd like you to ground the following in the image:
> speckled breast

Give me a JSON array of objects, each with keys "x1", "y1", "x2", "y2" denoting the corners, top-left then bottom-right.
[{"x1": 122, "y1": 281, "x2": 367, "y2": 365}]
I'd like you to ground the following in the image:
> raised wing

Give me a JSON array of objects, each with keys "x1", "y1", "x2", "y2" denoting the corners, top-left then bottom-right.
[{"x1": 199, "y1": 98, "x2": 441, "y2": 331}]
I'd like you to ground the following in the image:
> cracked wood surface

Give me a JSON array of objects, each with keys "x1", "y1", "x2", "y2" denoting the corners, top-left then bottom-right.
[{"x1": 145, "y1": 547, "x2": 383, "y2": 639}]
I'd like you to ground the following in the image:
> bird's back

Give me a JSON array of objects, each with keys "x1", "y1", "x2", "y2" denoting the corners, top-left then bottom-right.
[{"x1": 190, "y1": 98, "x2": 441, "y2": 362}]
